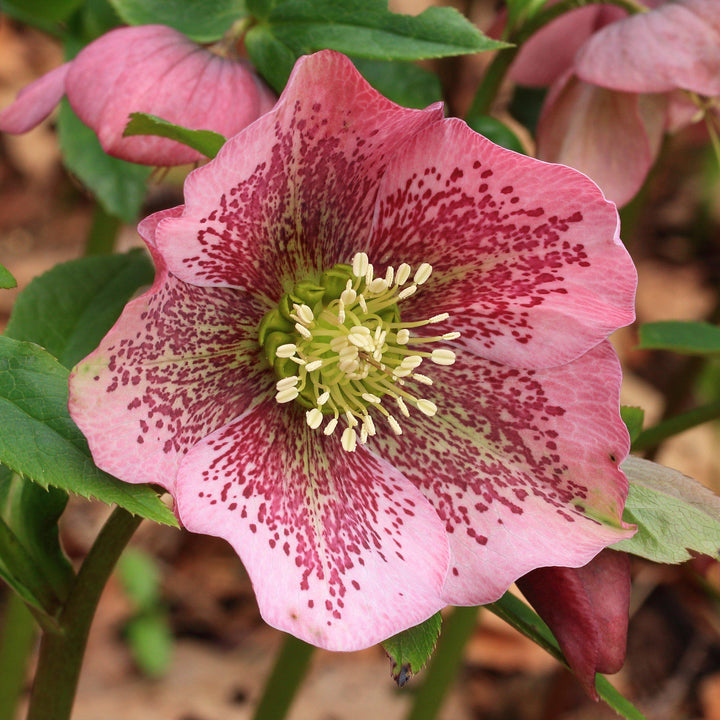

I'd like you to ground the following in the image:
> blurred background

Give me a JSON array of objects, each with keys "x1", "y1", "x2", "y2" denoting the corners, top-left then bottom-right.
[{"x1": 2, "y1": 1, "x2": 720, "y2": 718}]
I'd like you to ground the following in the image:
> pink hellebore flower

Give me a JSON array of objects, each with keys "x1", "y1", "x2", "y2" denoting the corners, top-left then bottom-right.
[
  {"x1": 517, "y1": 549, "x2": 631, "y2": 697},
  {"x1": 0, "y1": 24, "x2": 276, "y2": 166},
  {"x1": 512, "y1": 0, "x2": 720, "y2": 207},
  {"x1": 69, "y1": 50, "x2": 637, "y2": 650}
]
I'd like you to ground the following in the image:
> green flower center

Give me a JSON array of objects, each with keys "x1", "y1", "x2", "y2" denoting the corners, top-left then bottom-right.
[{"x1": 258, "y1": 253, "x2": 458, "y2": 452}]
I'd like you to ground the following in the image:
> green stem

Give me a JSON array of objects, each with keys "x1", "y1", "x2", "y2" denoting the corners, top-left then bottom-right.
[
  {"x1": 466, "y1": 0, "x2": 646, "y2": 119},
  {"x1": 632, "y1": 399, "x2": 720, "y2": 452},
  {"x1": 25, "y1": 508, "x2": 142, "y2": 720},
  {"x1": 252, "y1": 633, "x2": 315, "y2": 720},
  {"x1": 0, "y1": 594, "x2": 36, "y2": 720},
  {"x1": 84, "y1": 205, "x2": 121, "y2": 256},
  {"x1": 404, "y1": 606, "x2": 479, "y2": 720}
]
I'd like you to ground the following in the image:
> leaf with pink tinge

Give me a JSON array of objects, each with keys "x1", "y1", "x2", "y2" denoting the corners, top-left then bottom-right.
[
  {"x1": 69, "y1": 208, "x2": 273, "y2": 493},
  {"x1": 174, "y1": 399, "x2": 449, "y2": 651},
  {"x1": 374, "y1": 340, "x2": 634, "y2": 606},
  {"x1": 156, "y1": 50, "x2": 444, "y2": 296},
  {"x1": 576, "y1": 0, "x2": 720, "y2": 96},
  {"x1": 536, "y1": 73, "x2": 665, "y2": 208},
  {"x1": 517, "y1": 549, "x2": 631, "y2": 698},
  {"x1": 368, "y1": 118, "x2": 636, "y2": 368},
  {"x1": 65, "y1": 25, "x2": 272, "y2": 166},
  {"x1": 0, "y1": 63, "x2": 69, "y2": 134}
]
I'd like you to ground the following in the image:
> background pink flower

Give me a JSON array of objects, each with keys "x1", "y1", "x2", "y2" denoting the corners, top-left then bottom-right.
[
  {"x1": 0, "y1": 24, "x2": 276, "y2": 166},
  {"x1": 69, "y1": 50, "x2": 636, "y2": 650},
  {"x1": 511, "y1": 0, "x2": 720, "y2": 206}
]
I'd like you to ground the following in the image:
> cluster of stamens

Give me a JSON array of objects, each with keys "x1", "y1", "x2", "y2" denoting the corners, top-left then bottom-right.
[{"x1": 258, "y1": 252, "x2": 459, "y2": 452}]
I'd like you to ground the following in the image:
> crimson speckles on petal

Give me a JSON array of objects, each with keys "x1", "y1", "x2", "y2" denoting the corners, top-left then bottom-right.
[{"x1": 69, "y1": 50, "x2": 637, "y2": 651}]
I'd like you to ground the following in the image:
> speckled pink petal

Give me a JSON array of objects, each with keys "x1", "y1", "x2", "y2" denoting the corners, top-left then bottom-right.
[
  {"x1": 536, "y1": 73, "x2": 665, "y2": 208},
  {"x1": 174, "y1": 398, "x2": 449, "y2": 650},
  {"x1": 367, "y1": 118, "x2": 636, "y2": 369},
  {"x1": 510, "y1": 4, "x2": 626, "y2": 87},
  {"x1": 65, "y1": 25, "x2": 275, "y2": 166},
  {"x1": 68, "y1": 207, "x2": 273, "y2": 492},
  {"x1": 372, "y1": 340, "x2": 634, "y2": 607},
  {"x1": 0, "y1": 63, "x2": 70, "y2": 133},
  {"x1": 517, "y1": 549, "x2": 631, "y2": 697},
  {"x1": 155, "y1": 50, "x2": 445, "y2": 296},
  {"x1": 576, "y1": 0, "x2": 720, "y2": 95}
]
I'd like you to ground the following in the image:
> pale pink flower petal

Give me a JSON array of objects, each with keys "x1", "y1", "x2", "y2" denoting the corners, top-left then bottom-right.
[
  {"x1": 367, "y1": 118, "x2": 636, "y2": 369},
  {"x1": 576, "y1": 0, "x2": 720, "y2": 96},
  {"x1": 375, "y1": 340, "x2": 634, "y2": 606},
  {"x1": 0, "y1": 25, "x2": 276, "y2": 166},
  {"x1": 536, "y1": 73, "x2": 665, "y2": 207},
  {"x1": 175, "y1": 399, "x2": 449, "y2": 650},
  {"x1": 510, "y1": 4, "x2": 626, "y2": 87},
  {"x1": 68, "y1": 207, "x2": 272, "y2": 492},
  {"x1": 0, "y1": 63, "x2": 70, "y2": 133},
  {"x1": 155, "y1": 51, "x2": 445, "y2": 295}
]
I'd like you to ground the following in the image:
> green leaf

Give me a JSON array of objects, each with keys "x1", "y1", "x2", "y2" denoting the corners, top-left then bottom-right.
[
  {"x1": 621, "y1": 406, "x2": 645, "y2": 444},
  {"x1": 118, "y1": 548, "x2": 161, "y2": 610},
  {"x1": 350, "y1": 57, "x2": 442, "y2": 109},
  {"x1": 1, "y1": 0, "x2": 83, "y2": 24},
  {"x1": 466, "y1": 115, "x2": 525, "y2": 153},
  {"x1": 108, "y1": 0, "x2": 248, "y2": 42},
  {"x1": 245, "y1": 24, "x2": 299, "y2": 92},
  {"x1": 382, "y1": 612, "x2": 441, "y2": 686},
  {"x1": 5, "y1": 250, "x2": 154, "y2": 371},
  {"x1": 263, "y1": 0, "x2": 509, "y2": 62},
  {"x1": 638, "y1": 320, "x2": 720, "y2": 355},
  {"x1": 488, "y1": 593, "x2": 647, "y2": 720},
  {"x1": 615, "y1": 456, "x2": 720, "y2": 563},
  {"x1": 123, "y1": 113, "x2": 227, "y2": 160},
  {"x1": 0, "y1": 265, "x2": 17, "y2": 290},
  {"x1": 0, "y1": 466, "x2": 73, "y2": 615},
  {"x1": 246, "y1": 0, "x2": 275, "y2": 19},
  {"x1": 124, "y1": 610, "x2": 173, "y2": 677},
  {"x1": 0, "y1": 337, "x2": 177, "y2": 526},
  {"x1": 57, "y1": 100, "x2": 151, "y2": 224}
]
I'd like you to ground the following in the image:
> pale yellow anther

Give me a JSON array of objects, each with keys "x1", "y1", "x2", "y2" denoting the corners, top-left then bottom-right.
[
  {"x1": 385, "y1": 266, "x2": 394, "y2": 286},
  {"x1": 431, "y1": 349, "x2": 456, "y2": 366},
  {"x1": 361, "y1": 392, "x2": 382, "y2": 404},
  {"x1": 330, "y1": 336, "x2": 348, "y2": 352},
  {"x1": 337, "y1": 299, "x2": 346, "y2": 324},
  {"x1": 324, "y1": 418, "x2": 338, "y2": 436},
  {"x1": 294, "y1": 303, "x2": 314, "y2": 325},
  {"x1": 352, "y1": 252, "x2": 369, "y2": 277},
  {"x1": 345, "y1": 411, "x2": 358, "y2": 428},
  {"x1": 397, "y1": 284, "x2": 417, "y2": 301},
  {"x1": 317, "y1": 391, "x2": 330, "y2": 405},
  {"x1": 276, "y1": 376, "x2": 299, "y2": 390},
  {"x1": 387, "y1": 415, "x2": 403, "y2": 435},
  {"x1": 340, "y1": 287, "x2": 356, "y2": 305},
  {"x1": 306, "y1": 408, "x2": 323, "y2": 429},
  {"x1": 363, "y1": 414, "x2": 376, "y2": 436},
  {"x1": 412, "y1": 373, "x2": 433, "y2": 385},
  {"x1": 401, "y1": 355, "x2": 423, "y2": 369},
  {"x1": 276, "y1": 387, "x2": 299, "y2": 403},
  {"x1": 396, "y1": 329, "x2": 410, "y2": 344},
  {"x1": 341, "y1": 427, "x2": 357, "y2": 452},
  {"x1": 359, "y1": 424, "x2": 368, "y2": 444},
  {"x1": 338, "y1": 345, "x2": 359, "y2": 360},
  {"x1": 358, "y1": 294, "x2": 368, "y2": 313},
  {"x1": 305, "y1": 359, "x2": 323, "y2": 372},
  {"x1": 442, "y1": 332, "x2": 461, "y2": 340},
  {"x1": 365, "y1": 264, "x2": 374, "y2": 285},
  {"x1": 339, "y1": 357, "x2": 360, "y2": 373},
  {"x1": 276, "y1": 343, "x2": 297, "y2": 358},
  {"x1": 429, "y1": 313, "x2": 449, "y2": 324},
  {"x1": 396, "y1": 263, "x2": 411, "y2": 285},
  {"x1": 396, "y1": 396, "x2": 410, "y2": 417},
  {"x1": 417, "y1": 399, "x2": 438, "y2": 416},
  {"x1": 414, "y1": 263, "x2": 432, "y2": 285},
  {"x1": 367, "y1": 278, "x2": 388, "y2": 294},
  {"x1": 295, "y1": 323, "x2": 312, "y2": 340}
]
